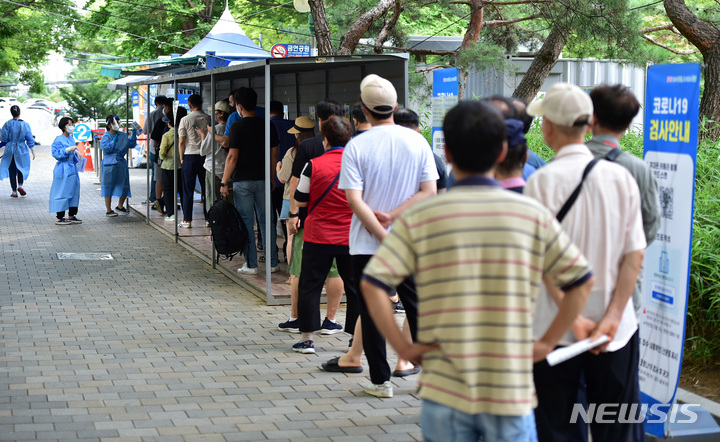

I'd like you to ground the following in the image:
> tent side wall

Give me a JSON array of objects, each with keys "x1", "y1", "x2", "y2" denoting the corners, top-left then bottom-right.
[{"x1": 126, "y1": 54, "x2": 409, "y2": 305}]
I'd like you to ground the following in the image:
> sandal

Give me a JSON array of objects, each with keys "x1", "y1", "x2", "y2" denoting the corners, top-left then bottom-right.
[{"x1": 286, "y1": 275, "x2": 294, "y2": 285}]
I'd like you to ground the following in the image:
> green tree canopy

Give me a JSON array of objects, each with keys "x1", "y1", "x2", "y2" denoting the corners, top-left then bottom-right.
[{"x1": 0, "y1": 0, "x2": 78, "y2": 93}]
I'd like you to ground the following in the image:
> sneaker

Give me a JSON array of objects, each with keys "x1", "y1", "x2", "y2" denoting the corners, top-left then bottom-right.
[
  {"x1": 106, "y1": 210, "x2": 118, "y2": 217},
  {"x1": 237, "y1": 264, "x2": 258, "y2": 275},
  {"x1": 17, "y1": 187, "x2": 26, "y2": 196},
  {"x1": 165, "y1": 215, "x2": 175, "y2": 222},
  {"x1": 204, "y1": 221, "x2": 210, "y2": 228},
  {"x1": 270, "y1": 265, "x2": 280, "y2": 273},
  {"x1": 178, "y1": 221, "x2": 192, "y2": 228},
  {"x1": 320, "y1": 318, "x2": 343, "y2": 335},
  {"x1": 278, "y1": 319, "x2": 300, "y2": 333},
  {"x1": 116, "y1": 206, "x2": 129, "y2": 215},
  {"x1": 10, "y1": 192, "x2": 18, "y2": 198},
  {"x1": 153, "y1": 200, "x2": 164, "y2": 214},
  {"x1": 392, "y1": 299, "x2": 405, "y2": 313},
  {"x1": 68, "y1": 216, "x2": 82, "y2": 224},
  {"x1": 363, "y1": 381, "x2": 393, "y2": 398},
  {"x1": 55, "y1": 218, "x2": 72, "y2": 226},
  {"x1": 292, "y1": 340, "x2": 315, "y2": 354}
]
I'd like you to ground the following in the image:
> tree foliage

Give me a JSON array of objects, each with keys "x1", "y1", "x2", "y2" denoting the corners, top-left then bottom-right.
[
  {"x1": 0, "y1": 0, "x2": 77, "y2": 92},
  {"x1": 59, "y1": 79, "x2": 125, "y2": 121}
]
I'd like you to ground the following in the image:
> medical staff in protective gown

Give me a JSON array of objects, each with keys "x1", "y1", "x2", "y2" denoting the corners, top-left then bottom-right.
[
  {"x1": 0, "y1": 105, "x2": 35, "y2": 198},
  {"x1": 50, "y1": 117, "x2": 82, "y2": 225},
  {"x1": 100, "y1": 115, "x2": 135, "y2": 217}
]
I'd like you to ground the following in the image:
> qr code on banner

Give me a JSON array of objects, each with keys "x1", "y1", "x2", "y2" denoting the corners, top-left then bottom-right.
[{"x1": 659, "y1": 186, "x2": 673, "y2": 220}]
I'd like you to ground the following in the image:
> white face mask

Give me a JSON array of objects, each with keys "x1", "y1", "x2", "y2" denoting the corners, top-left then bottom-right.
[
  {"x1": 111, "y1": 122, "x2": 120, "y2": 131},
  {"x1": 65, "y1": 125, "x2": 74, "y2": 133}
]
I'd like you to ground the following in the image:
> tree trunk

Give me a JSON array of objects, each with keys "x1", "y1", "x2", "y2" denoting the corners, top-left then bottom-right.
[
  {"x1": 373, "y1": 1, "x2": 402, "y2": 54},
  {"x1": 308, "y1": 0, "x2": 334, "y2": 56},
  {"x1": 512, "y1": 21, "x2": 569, "y2": 103},
  {"x1": 457, "y1": 0, "x2": 484, "y2": 100},
  {"x1": 699, "y1": 42, "x2": 720, "y2": 139},
  {"x1": 663, "y1": 0, "x2": 720, "y2": 139},
  {"x1": 460, "y1": 0, "x2": 484, "y2": 51},
  {"x1": 337, "y1": 0, "x2": 396, "y2": 55}
]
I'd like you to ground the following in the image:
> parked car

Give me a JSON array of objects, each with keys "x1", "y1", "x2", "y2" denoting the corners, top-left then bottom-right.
[
  {"x1": 0, "y1": 97, "x2": 21, "y2": 110},
  {"x1": 27, "y1": 99, "x2": 55, "y2": 112}
]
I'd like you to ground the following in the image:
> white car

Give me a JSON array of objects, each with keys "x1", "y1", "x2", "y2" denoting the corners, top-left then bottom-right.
[{"x1": 0, "y1": 97, "x2": 21, "y2": 110}]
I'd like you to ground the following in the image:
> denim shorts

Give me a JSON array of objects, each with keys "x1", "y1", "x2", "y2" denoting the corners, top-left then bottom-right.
[
  {"x1": 421, "y1": 399, "x2": 538, "y2": 442},
  {"x1": 279, "y1": 199, "x2": 290, "y2": 220}
]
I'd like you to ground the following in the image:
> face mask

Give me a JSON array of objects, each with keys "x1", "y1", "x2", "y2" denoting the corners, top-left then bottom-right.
[
  {"x1": 111, "y1": 123, "x2": 120, "y2": 131},
  {"x1": 65, "y1": 125, "x2": 74, "y2": 133}
]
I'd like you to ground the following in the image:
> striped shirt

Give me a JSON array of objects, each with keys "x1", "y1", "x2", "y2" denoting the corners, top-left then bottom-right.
[{"x1": 363, "y1": 176, "x2": 592, "y2": 416}]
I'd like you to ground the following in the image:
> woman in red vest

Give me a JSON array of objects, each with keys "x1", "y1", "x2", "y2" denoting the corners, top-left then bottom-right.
[{"x1": 290, "y1": 116, "x2": 358, "y2": 354}]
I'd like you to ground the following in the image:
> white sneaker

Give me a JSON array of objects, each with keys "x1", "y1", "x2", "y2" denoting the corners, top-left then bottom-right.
[
  {"x1": 270, "y1": 266, "x2": 280, "y2": 273},
  {"x1": 178, "y1": 221, "x2": 191, "y2": 228},
  {"x1": 237, "y1": 264, "x2": 258, "y2": 275},
  {"x1": 165, "y1": 215, "x2": 175, "y2": 222},
  {"x1": 363, "y1": 381, "x2": 393, "y2": 398}
]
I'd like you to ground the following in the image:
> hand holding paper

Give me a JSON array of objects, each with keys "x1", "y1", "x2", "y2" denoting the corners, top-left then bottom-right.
[{"x1": 545, "y1": 335, "x2": 610, "y2": 366}]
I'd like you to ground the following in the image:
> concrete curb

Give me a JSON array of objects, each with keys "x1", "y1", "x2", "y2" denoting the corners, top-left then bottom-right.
[{"x1": 677, "y1": 388, "x2": 720, "y2": 424}]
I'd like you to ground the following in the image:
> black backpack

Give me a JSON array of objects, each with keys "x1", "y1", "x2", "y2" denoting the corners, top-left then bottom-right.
[{"x1": 207, "y1": 198, "x2": 249, "y2": 263}]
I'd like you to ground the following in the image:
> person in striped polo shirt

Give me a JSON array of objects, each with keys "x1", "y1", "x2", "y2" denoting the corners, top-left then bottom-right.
[{"x1": 361, "y1": 100, "x2": 595, "y2": 441}]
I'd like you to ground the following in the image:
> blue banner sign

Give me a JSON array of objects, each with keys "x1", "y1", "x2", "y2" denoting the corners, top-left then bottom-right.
[
  {"x1": 431, "y1": 68, "x2": 459, "y2": 166},
  {"x1": 640, "y1": 63, "x2": 700, "y2": 438}
]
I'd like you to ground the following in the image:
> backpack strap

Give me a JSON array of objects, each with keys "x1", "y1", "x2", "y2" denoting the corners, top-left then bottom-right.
[
  {"x1": 556, "y1": 158, "x2": 600, "y2": 223},
  {"x1": 309, "y1": 172, "x2": 341, "y2": 214}
]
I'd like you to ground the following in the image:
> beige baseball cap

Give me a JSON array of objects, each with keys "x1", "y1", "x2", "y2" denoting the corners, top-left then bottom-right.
[
  {"x1": 214, "y1": 100, "x2": 232, "y2": 114},
  {"x1": 360, "y1": 74, "x2": 397, "y2": 115},
  {"x1": 527, "y1": 83, "x2": 593, "y2": 127}
]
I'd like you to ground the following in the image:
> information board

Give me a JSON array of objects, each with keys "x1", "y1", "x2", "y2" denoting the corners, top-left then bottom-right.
[
  {"x1": 431, "y1": 68, "x2": 459, "y2": 167},
  {"x1": 640, "y1": 63, "x2": 700, "y2": 438}
]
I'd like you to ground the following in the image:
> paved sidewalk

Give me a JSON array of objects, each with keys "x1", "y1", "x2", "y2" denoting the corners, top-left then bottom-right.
[{"x1": 0, "y1": 143, "x2": 421, "y2": 440}]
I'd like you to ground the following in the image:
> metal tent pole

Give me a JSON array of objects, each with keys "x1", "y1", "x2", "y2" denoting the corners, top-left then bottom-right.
[
  {"x1": 210, "y1": 75, "x2": 216, "y2": 269},
  {"x1": 146, "y1": 86, "x2": 151, "y2": 224},
  {"x1": 264, "y1": 62, "x2": 272, "y2": 301}
]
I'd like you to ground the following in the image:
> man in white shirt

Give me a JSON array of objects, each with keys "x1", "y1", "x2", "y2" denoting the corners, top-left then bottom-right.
[
  {"x1": 177, "y1": 94, "x2": 211, "y2": 228},
  {"x1": 524, "y1": 83, "x2": 646, "y2": 442},
  {"x1": 338, "y1": 74, "x2": 438, "y2": 398}
]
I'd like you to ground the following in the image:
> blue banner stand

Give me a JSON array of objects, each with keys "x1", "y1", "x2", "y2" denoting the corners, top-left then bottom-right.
[{"x1": 641, "y1": 62, "x2": 720, "y2": 440}]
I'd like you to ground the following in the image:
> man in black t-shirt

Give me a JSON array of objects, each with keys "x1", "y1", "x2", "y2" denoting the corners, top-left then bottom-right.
[{"x1": 220, "y1": 87, "x2": 279, "y2": 274}]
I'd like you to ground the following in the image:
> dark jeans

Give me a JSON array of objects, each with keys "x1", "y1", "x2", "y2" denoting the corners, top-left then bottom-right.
[
  {"x1": 8, "y1": 156, "x2": 23, "y2": 191},
  {"x1": 162, "y1": 168, "x2": 183, "y2": 217},
  {"x1": 534, "y1": 331, "x2": 642, "y2": 442},
  {"x1": 352, "y1": 254, "x2": 418, "y2": 385},
  {"x1": 180, "y1": 154, "x2": 206, "y2": 222},
  {"x1": 56, "y1": 207, "x2": 78, "y2": 219},
  {"x1": 148, "y1": 150, "x2": 156, "y2": 201},
  {"x1": 297, "y1": 244, "x2": 357, "y2": 333}
]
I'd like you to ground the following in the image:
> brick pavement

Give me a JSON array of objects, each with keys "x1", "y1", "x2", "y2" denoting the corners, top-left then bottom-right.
[{"x1": 0, "y1": 142, "x2": 422, "y2": 441}]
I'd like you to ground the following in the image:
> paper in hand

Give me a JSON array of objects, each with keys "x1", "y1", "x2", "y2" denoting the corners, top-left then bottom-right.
[{"x1": 546, "y1": 335, "x2": 610, "y2": 366}]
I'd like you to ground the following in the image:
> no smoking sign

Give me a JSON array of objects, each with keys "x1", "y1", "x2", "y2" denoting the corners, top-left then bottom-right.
[{"x1": 271, "y1": 44, "x2": 287, "y2": 58}]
